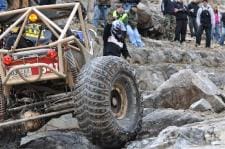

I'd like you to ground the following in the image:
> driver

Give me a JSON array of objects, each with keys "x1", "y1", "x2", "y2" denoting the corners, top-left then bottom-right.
[{"x1": 24, "y1": 24, "x2": 52, "y2": 45}]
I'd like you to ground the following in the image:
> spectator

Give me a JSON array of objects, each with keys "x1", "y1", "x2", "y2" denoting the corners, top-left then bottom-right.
[
  {"x1": 196, "y1": 0, "x2": 214, "y2": 48},
  {"x1": 103, "y1": 20, "x2": 131, "y2": 60},
  {"x1": 120, "y1": 0, "x2": 140, "y2": 11},
  {"x1": 212, "y1": 4, "x2": 221, "y2": 43},
  {"x1": 93, "y1": 0, "x2": 111, "y2": 28},
  {"x1": 0, "y1": 0, "x2": 7, "y2": 11},
  {"x1": 174, "y1": 0, "x2": 188, "y2": 44},
  {"x1": 39, "y1": 0, "x2": 56, "y2": 5},
  {"x1": 126, "y1": 6, "x2": 144, "y2": 47},
  {"x1": 187, "y1": 0, "x2": 199, "y2": 37},
  {"x1": 103, "y1": 8, "x2": 115, "y2": 55},
  {"x1": 220, "y1": 12, "x2": 225, "y2": 45},
  {"x1": 113, "y1": 3, "x2": 128, "y2": 24},
  {"x1": 161, "y1": 0, "x2": 176, "y2": 41}
]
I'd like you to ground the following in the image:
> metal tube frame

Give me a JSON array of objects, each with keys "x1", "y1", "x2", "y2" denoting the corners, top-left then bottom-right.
[{"x1": 0, "y1": 3, "x2": 88, "y2": 85}]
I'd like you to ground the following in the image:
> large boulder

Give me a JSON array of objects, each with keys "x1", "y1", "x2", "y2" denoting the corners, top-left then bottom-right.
[
  {"x1": 139, "y1": 109, "x2": 203, "y2": 138},
  {"x1": 137, "y1": 1, "x2": 164, "y2": 39},
  {"x1": 144, "y1": 69, "x2": 225, "y2": 112},
  {"x1": 190, "y1": 98, "x2": 213, "y2": 112},
  {"x1": 127, "y1": 116, "x2": 225, "y2": 149}
]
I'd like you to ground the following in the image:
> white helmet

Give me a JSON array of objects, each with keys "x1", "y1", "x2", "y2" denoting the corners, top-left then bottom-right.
[{"x1": 111, "y1": 20, "x2": 126, "y2": 41}]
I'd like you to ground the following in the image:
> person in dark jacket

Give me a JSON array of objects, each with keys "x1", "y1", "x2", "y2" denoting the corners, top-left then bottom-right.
[
  {"x1": 174, "y1": 0, "x2": 188, "y2": 43},
  {"x1": 161, "y1": 0, "x2": 176, "y2": 41},
  {"x1": 220, "y1": 12, "x2": 225, "y2": 45},
  {"x1": 196, "y1": 0, "x2": 214, "y2": 48},
  {"x1": 93, "y1": 0, "x2": 111, "y2": 28},
  {"x1": 120, "y1": 0, "x2": 140, "y2": 11},
  {"x1": 187, "y1": 0, "x2": 199, "y2": 37},
  {"x1": 103, "y1": 20, "x2": 131, "y2": 60},
  {"x1": 103, "y1": 7, "x2": 115, "y2": 55}
]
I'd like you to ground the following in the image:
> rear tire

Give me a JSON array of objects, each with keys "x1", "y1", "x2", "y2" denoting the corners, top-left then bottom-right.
[
  {"x1": 73, "y1": 56, "x2": 143, "y2": 148},
  {"x1": 0, "y1": 77, "x2": 25, "y2": 148}
]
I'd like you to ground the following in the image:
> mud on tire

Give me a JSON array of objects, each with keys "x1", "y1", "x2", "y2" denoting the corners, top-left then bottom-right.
[{"x1": 73, "y1": 56, "x2": 143, "y2": 148}]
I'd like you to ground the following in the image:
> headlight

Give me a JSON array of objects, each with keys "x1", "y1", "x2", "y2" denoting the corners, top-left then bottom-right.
[{"x1": 29, "y1": 13, "x2": 38, "y2": 23}]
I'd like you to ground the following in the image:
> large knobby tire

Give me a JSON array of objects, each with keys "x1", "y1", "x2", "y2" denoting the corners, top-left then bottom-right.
[{"x1": 73, "y1": 56, "x2": 143, "y2": 148}]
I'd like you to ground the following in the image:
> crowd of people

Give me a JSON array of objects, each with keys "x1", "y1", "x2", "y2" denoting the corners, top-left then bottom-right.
[
  {"x1": 162, "y1": 0, "x2": 225, "y2": 48},
  {"x1": 0, "y1": 0, "x2": 224, "y2": 59}
]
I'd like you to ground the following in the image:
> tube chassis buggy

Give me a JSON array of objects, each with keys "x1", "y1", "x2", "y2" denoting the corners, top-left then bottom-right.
[{"x1": 0, "y1": 2, "x2": 143, "y2": 148}]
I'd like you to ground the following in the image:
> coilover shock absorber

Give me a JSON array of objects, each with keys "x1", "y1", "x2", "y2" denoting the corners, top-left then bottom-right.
[{"x1": 65, "y1": 49, "x2": 79, "y2": 85}]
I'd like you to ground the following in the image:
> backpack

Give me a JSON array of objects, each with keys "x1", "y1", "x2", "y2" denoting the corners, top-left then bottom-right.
[{"x1": 200, "y1": 7, "x2": 211, "y2": 26}]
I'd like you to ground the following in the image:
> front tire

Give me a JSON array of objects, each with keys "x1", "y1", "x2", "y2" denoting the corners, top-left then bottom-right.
[{"x1": 73, "y1": 56, "x2": 143, "y2": 148}]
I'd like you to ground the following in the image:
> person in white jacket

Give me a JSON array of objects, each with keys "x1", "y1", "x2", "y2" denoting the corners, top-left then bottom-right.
[{"x1": 196, "y1": 0, "x2": 215, "y2": 48}]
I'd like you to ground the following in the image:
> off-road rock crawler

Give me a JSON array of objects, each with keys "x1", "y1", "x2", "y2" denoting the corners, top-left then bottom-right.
[{"x1": 0, "y1": 2, "x2": 143, "y2": 148}]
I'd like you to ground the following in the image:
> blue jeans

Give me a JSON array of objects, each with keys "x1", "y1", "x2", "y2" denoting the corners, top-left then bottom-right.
[
  {"x1": 123, "y1": 3, "x2": 137, "y2": 11},
  {"x1": 0, "y1": 0, "x2": 7, "y2": 11},
  {"x1": 126, "y1": 24, "x2": 144, "y2": 47},
  {"x1": 220, "y1": 27, "x2": 225, "y2": 45},
  {"x1": 92, "y1": 5, "x2": 109, "y2": 27},
  {"x1": 212, "y1": 24, "x2": 221, "y2": 43}
]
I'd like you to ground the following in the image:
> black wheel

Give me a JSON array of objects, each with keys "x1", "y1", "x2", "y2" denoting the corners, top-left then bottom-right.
[
  {"x1": 0, "y1": 76, "x2": 25, "y2": 149},
  {"x1": 73, "y1": 56, "x2": 143, "y2": 148}
]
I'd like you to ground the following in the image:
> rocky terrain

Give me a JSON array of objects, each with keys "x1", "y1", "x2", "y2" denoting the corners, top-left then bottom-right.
[
  {"x1": 17, "y1": 37, "x2": 225, "y2": 149},
  {"x1": 3, "y1": 0, "x2": 225, "y2": 149}
]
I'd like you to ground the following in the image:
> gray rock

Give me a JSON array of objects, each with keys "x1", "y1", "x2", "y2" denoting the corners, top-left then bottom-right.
[
  {"x1": 127, "y1": 116, "x2": 225, "y2": 149},
  {"x1": 126, "y1": 138, "x2": 156, "y2": 149},
  {"x1": 204, "y1": 95, "x2": 225, "y2": 113},
  {"x1": 190, "y1": 99, "x2": 213, "y2": 112},
  {"x1": 139, "y1": 109, "x2": 203, "y2": 138},
  {"x1": 38, "y1": 114, "x2": 79, "y2": 132},
  {"x1": 20, "y1": 131, "x2": 100, "y2": 149},
  {"x1": 128, "y1": 39, "x2": 225, "y2": 91},
  {"x1": 21, "y1": 114, "x2": 79, "y2": 146},
  {"x1": 144, "y1": 69, "x2": 225, "y2": 111},
  {"x1": 144, "y1": 126, "x2": 207, "y2": 149},
  {"x1": 137, "y1": 2, "x2": 164, "y2": 39},
  {"x1": 143, "y1": 108, "x2": 156, "y2": 117}
]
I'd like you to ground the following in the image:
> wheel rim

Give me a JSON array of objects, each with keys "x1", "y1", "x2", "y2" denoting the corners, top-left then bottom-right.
[
  {"x1": 111, "y1": 84, "x2": 128, "y2": 119},
  {"x1": 110, "y1": 73, "x2": 139, "y2": 131}
]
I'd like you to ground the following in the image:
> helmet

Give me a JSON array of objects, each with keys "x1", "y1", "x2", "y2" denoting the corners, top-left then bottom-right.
[{"x1": 111, "y1": 20, "x2": 126, "y2": 42}]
